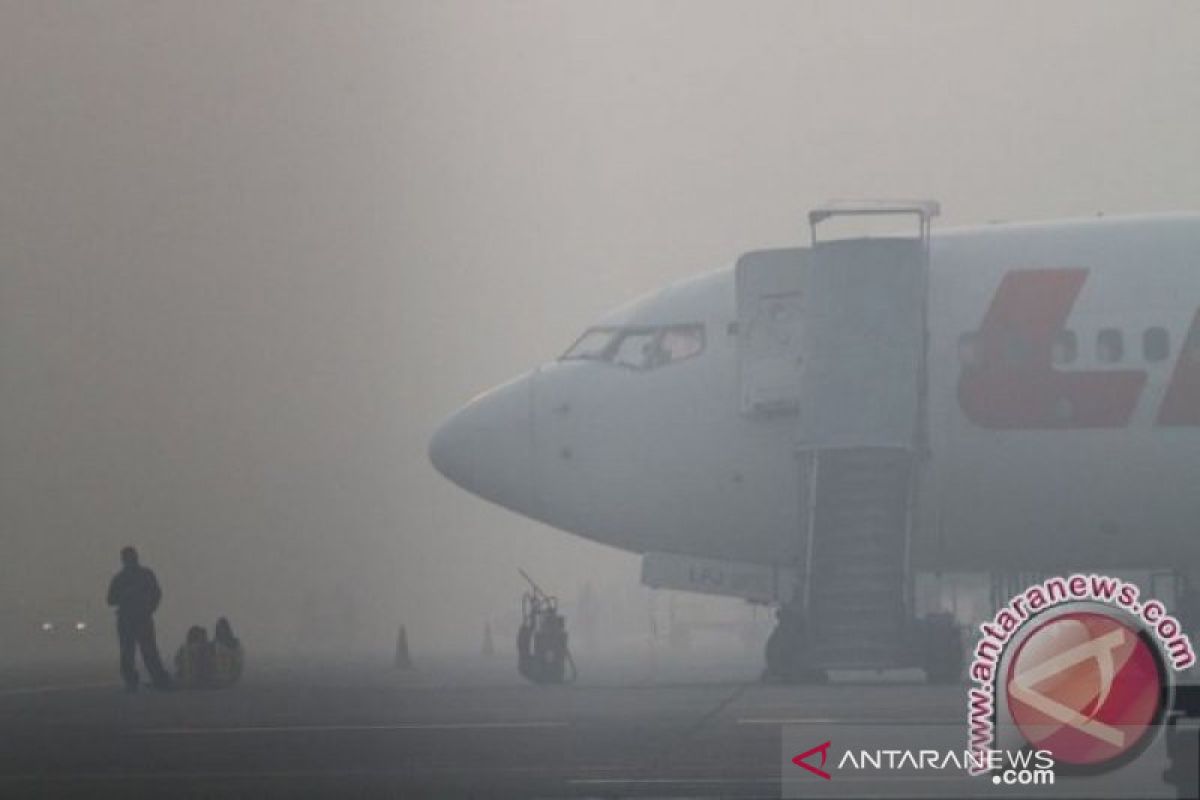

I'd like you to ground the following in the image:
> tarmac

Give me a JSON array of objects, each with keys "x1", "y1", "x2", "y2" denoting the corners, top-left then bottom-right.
[{"x1": 0, "y1": 651, "x2": 1181, "y2": 799}]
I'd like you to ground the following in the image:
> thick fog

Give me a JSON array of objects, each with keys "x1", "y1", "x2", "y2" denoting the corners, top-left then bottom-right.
[{"x1": 2, "y1": 1, "x2": 1199, "y2": 660}]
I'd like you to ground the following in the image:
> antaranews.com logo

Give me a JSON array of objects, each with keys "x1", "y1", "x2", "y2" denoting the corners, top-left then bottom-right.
[
  {"x1": 791, "y1": 739, "x2": 1055, "y2": 785},
  {"x1": 968, "y1": 573, "x2": 1195, "y2": 775}
]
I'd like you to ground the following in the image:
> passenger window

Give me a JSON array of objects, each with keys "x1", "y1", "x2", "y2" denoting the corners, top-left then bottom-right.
[
  {"x1": 612, "y1": 331, "x2": 659, "y2": 369},
  {"x1": 1052, "y1": 330, "x2": 1077, "y2": 365},
  {"x1": 1097, "y1": 329, "x2": 1124, "y2": 363},
  {"x1": 1143, "y1": 327, "x2": 1170, "y2": 362}
]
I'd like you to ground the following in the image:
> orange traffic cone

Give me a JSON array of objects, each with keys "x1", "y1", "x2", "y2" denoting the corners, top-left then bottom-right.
[{"x1": 395, "y1": 625, "x2": 412, "y2": 669}]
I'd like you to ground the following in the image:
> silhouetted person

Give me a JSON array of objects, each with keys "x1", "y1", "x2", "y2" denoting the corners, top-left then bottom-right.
[
  {"x1": 211, "y1": 617, "x2": 244, "y2": 688},
  {"x1": 106, "y1": 546, "x2": 171, "y2": 691},
  {"x1": 174, "y1": 625, "x2": 213, "y2": 689}
]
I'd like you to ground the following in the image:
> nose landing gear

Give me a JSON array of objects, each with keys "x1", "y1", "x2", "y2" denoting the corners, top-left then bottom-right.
[
  {"x1": 762, "y1": 605, "x2": 964, "y2": 684},
  {"x1": 763, "y1": 606, "x2": 827, "y2": 684}
]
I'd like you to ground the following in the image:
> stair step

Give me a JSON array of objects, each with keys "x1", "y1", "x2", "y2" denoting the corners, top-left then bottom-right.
[
  {"x1": 815, "y1": 497, "x2": 908, "y2": 510},
  {"x1": 816, "y1": 502, "x2": 907, "y2": 514},
  {"x1": 804, "y1": 448, "x2": 915, "y2": 670},
  {"x1": 817, "y1": 637, "x2": 905, "y2": 652},
  {"x1": 811, "y1": 604, "x2": 905, "y2": 618},
  {"x1": 810, "y1": 588, "x2": 905, "y2": 604},
  {"x1": 818, "y1": 471, "x2": 910, "y2": 484},
  {"x1": 814, "y1": 619, "x2": 906, "y2": 637},
  {"x1": 816, "y1": 498, "x2": 908, "y2": 511},
  {"x1": 810, "y1": 585, "x2": 906, "y2": 599},
  {"x1": 812, "y1": 566, "x2": 902, "y2": 577},
  {"x1": 813, "y1": 544, "x2": 904, "y2": 557},
  {"x1": 811, "y1": 537, "x2": 904, "y2": 553},
  {"x1": 811, "y1": 526, "x2": 905, "y2": 542},
  {"x1": 811, "y1": 539, "x2": 905, "y2": 556},
  {"x1": 816, "y1": 628, "x2": 904, "y2": 639},
  {"x1": 813, "y1": 524, "x2": 906, "y2": 539},
  {"x1": 819, "y1": 493, "x2": 904, "y2": 502},
  {"x1": 809, "y1": 564, "x2": 904, "y2": 582},
  {"x1": 814, "y1": 617, "x2": 904, "y2": 635},
  {"x1": 810, "y1": 604, "x2": 906, "y2": 620}
]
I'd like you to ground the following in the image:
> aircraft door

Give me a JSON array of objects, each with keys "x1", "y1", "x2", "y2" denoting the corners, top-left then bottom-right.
[{"x1": 734, "y1": 248, "x2": 811, "y2": 416}]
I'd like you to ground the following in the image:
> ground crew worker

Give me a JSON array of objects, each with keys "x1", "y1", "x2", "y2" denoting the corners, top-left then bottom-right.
[
  {"x1": 106, "y1": 546, "x2": 172, "y2": 691},
  {"x1": 174, "y1": 625, "x2": 213, "y2": 689},
  {"x1": 211, "y1": 617, "x2": 244, "y2": 688}
]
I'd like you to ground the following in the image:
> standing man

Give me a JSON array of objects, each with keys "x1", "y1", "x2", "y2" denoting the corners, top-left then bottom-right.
[{"x1": 106, "y1": 546, "x2": 172, "y2": 691}]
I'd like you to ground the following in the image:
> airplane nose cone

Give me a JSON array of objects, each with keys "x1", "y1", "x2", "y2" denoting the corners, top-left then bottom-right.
[{"x1": 429, "y1": 375, "x2": 538, "y2": 514}]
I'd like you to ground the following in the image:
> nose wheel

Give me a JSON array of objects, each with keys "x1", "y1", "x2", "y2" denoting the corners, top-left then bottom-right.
[
  {"x1": 763, "y1": 607, "x2": 963, "y2": 684},
  {"x1": 762, "y1": 606, "x2": 827, "y2": 684}
]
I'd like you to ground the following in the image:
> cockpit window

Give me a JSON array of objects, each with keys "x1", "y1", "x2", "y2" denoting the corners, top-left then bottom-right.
[
  {"x1": 560, "y1": 323, "x2": 705, "y2": 369},
  {"x1": 660, "y1": 326, "x2": 704, "y2": 362},
  {"x1": 561, "y1": 327, "x2": 618, "y2": 361},
  {"x1": 611, "y1": 331, "x2": 658, "y2": 369}
]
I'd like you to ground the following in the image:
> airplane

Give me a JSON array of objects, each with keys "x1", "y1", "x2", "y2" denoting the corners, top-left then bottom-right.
[{"x1": 429, "y1": 200, "x2": 1200, "y2": 682}]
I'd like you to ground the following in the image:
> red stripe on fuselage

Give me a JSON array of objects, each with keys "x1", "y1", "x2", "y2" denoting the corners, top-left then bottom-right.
[
  {"x1": 1156, "y1": 308, "x2": 1200, "y2": 426},
  {"x1": 957, "y1": 268, "x2": 1147, "y2": 429}
]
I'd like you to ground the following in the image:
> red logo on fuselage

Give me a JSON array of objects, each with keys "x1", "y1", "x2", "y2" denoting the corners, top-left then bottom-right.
[
  {"x1": 1155, "y1": 306, "x2": 1200, "y2": 426},
  {"x1": 957, "y1": 269, "x2": 1146, "y2": 429},
  {"x1": 958, "y1": 268, "x2": 1200, "y2": 429}
]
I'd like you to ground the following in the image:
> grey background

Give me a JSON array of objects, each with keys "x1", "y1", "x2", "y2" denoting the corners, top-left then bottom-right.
[{"x1": 2, "y1": 1, "x2": 1199, "y2": 655}]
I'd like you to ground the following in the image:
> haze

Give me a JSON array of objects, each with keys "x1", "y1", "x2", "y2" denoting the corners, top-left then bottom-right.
[{"x1": 2, "y1": 1, "x2": 1198, "y2": 658}]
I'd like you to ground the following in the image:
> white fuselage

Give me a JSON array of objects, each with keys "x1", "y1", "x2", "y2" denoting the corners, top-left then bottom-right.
[{"x1": 430, "y1": 215, "x2": 1200, "y2": 586}]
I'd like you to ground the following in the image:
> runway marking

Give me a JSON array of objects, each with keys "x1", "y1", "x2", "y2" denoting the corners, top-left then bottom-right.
[
  {"x1": 569, "y1": 775, "x2": 966, "y2": 785},
  {"x1": 0, "y1": 682, "x2": 117, "y2": 697},
  {"x1": 736, "y1": 717, "x2": 959, "y2": 725},
  {"x1": 0, "y1": 767, "x2": 548, "y2": 782},
  {"x1": 0, "y1": 771, "x2": 978, "y2": 786},
  {"x1": 133, "y1": 721, "x2": 569, "y2": 735},
  {"x1": 569, "y1": 777, "x2": 776, "y2": 785}
]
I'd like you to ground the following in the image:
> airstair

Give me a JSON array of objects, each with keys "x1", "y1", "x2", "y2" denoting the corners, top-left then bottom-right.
[{"x1": 737, "y1": 200, "x2": 951, "y2": 674}]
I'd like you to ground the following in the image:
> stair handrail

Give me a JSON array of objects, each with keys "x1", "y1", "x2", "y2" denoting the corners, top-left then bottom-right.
[{"x1": 808, "y1": 198, "x2": 940, "y2": 246}]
